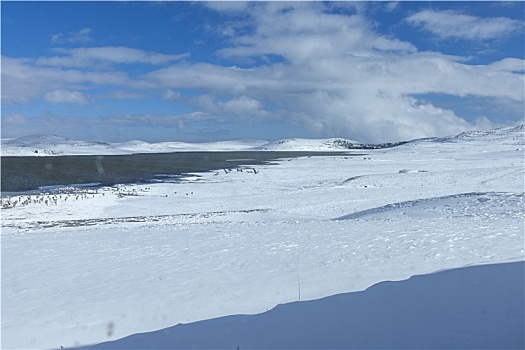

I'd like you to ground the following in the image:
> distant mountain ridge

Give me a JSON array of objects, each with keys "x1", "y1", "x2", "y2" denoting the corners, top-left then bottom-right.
[
  {"x1": 2, "y1": 124, "x2": 523, "y2": 156},
  {"x1": 1, "y1": 134, "x2": 116, "y2": 156}
]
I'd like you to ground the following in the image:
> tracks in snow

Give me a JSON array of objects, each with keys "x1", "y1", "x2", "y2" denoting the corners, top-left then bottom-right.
[
  {"x1": 7, "y1": 192, "x2": 523, "y2": 233},
  {"x1": 3, "y1": 208, "x2": 270, "y2": 232}
]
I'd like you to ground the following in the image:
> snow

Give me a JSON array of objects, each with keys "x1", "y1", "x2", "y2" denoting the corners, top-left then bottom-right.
[
  {"x1": 1, "y1": 135, "x2": 352, "y2": 156},
  {"x1": 77, "y1": 261, "x2": 525, "y2": 349},
  {"x1": 1, "y1": 125, "x2": 524, "y2": 349}
]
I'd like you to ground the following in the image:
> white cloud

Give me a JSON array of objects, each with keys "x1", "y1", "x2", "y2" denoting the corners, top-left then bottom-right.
[
  {"x1": 103, "y1": 90, "x2": 145, "y2": 100},
  {"x1": 1, "y1": 56, "x2": 140, "y2": 104},
  {"x1": 203, "y1": 1, "x2": 250, "y2": 13},
  {"x1": 44, "y1": 90, "x2": 89, "y2": 104},
  {"x1": 37, "y1": 47, "x2": 190, "y2": 68},
  {"x1": 218, "y1": 95, "x2": 266, "y2": 120},
  {"x1": 488, "y1": 58, "x2": 525, "y2": 72},
  {"x1": 385, "y1": 2, "x2": 400, "y2": 12},
  {"x1": 406, "y1": 10, "x2": 523, "y2": 41},
  {"x1": 216, "y1": 2, "x2": 416, "y2": 64},
  {"x1": 2, "y1": 46, "x2": 181, "y2": 104},
  {"x1": 51, "y1": 28, "x2": 93, "y2": 44}
]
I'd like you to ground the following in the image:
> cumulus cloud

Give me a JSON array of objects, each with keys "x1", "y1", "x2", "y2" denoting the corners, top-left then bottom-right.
[
  {"x1": 488, "y1": 57, "x2": 525, "y2": 72},
  {"x1": 218, "y1": 95, "x2": 267, "y2": 121},
  {"x1": 406, "y1": 9, "x2": 523, "y2": 41},
  {"x1": 44, "y1": 90, "x2": 89, "y2": 104},
  {"x1": 1, "y1": 55, "x2": 146, "y2": 104},
  {"x1": 216, "y1": 2, "x2": 416, "y2": 63}
]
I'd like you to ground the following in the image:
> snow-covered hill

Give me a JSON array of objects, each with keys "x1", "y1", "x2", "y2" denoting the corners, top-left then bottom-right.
[
  {"x1": 454, "y1": 124, "x2": 525, "y2": 142},
  {"x1": 1, "y1": 134, "x2": 117, "y2": 156},
  {"x1": 251, "y1": 137, "x2": 362, "y2": 151}
]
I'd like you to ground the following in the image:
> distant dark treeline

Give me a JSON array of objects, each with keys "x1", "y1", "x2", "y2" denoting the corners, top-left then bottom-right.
[{"x1": 1, "y1": 151, "x2": 351, "y2": 192}]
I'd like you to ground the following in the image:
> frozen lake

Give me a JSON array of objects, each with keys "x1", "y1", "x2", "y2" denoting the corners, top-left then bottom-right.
[{"x1": 1, "y1": 150, "x2": 350, "y2": 192}]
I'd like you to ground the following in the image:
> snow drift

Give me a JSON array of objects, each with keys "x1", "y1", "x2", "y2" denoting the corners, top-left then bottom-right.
[{"x1": 79, "y1": 261, "x2": 525, "y2": 349}]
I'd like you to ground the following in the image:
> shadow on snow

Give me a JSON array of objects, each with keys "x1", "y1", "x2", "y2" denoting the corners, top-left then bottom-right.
[{"x1": 75, "y1": 261, "x2": 524, "y2": 349}]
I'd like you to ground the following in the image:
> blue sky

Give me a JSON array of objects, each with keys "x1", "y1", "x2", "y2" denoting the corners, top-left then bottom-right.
[{"x1": 2, "y1": 1, "x2": 524, "y2": 143}]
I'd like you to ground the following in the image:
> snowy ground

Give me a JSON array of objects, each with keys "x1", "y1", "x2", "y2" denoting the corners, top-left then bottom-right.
[{"x1": 1, "y1": 125, "x2": 524, "y2": 349}]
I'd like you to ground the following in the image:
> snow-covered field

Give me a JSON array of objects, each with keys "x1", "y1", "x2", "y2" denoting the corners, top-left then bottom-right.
[{"x1": 1, "y1": 125, "x2": 524, "y2": 349}]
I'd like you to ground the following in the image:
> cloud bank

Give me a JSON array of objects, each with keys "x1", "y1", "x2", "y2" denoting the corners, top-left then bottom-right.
[{"x1": 2, "y1": 2, "x2": 523, "y2": 142}]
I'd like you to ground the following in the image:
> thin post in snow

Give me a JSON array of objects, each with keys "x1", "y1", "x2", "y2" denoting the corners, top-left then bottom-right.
[{"x1": 296, "y1": 273, "x2": 301, "y2": 301}]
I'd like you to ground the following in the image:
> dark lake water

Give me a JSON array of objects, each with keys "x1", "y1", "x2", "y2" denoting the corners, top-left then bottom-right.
[{"x1": 1, "y1": 151, "x2": 351, "y2": 193}]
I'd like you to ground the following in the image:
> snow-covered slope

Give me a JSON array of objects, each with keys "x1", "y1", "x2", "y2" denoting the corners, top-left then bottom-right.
[
  {"x1": 454, "y1": 124, "x2": 525, "y2": 142},
  {"x1": 1, "y1": 125, "x2": 524, "y2": 349},
  {"x1": 79, "y1": 261, "x2": 525, "y2": 349},
  {"x1": 252, "y1": 137, "x2": 362, "y2": 151},
  {"x1": 1, "y1": 134, "x2": 118, "y2": 156}
]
